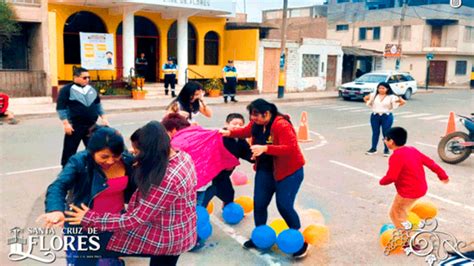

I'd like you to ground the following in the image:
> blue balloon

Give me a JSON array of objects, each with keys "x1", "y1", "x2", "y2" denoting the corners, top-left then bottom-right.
[
  {"x1": 379, "y1": 223, "x2": 395, "y2": 235},
  {"x1": 197, "y1": 222, "x2": 212, "y2": 240},
  {"x1": 196, "y1": 206, "x2": 210, "y2": 227},
  {"x1": 276, "y1": 229, "x2": 304, "y2": 254},
  {"x1": 251, "y1": 225, "x2": 276, "y2": 249},
  {"x1": 222, "y1": 203, "x2": 244, "y2": 225}
]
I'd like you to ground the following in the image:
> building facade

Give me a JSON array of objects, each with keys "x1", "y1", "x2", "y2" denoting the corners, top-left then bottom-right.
[{"x1": 327, "y1": 0, "x2": 474, "y2": 87}]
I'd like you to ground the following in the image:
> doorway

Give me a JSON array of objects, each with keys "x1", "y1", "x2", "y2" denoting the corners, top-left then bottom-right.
[
  {"x1": 136, "y1": 37, "x2": 158, "y2": 82},
  {"x1": 429, "y1": 60, "x2": 447, "y2": 86}
]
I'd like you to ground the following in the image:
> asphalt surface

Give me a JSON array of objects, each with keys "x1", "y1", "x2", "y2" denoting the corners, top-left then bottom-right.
[{"x1": 1, "y1": 89, "x2": 473, "y2": 265}]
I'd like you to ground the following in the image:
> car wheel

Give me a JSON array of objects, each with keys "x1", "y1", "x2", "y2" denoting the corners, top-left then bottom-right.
[
  {"x1": 342, "y1": 96, "x2": 350, "y2": 101},
  {"x1": 403, "y1": 88, "x2": 412, "y2": 100}
]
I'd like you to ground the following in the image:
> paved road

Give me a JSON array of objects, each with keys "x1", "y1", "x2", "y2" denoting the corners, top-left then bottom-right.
[{"x1": 1, "y1": 89, "x2": 472, "y2": 265}]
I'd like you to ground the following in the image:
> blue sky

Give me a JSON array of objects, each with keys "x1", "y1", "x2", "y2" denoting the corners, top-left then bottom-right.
[{"x1": 234, "y1": 0, "x2": 325, "y2": 22}]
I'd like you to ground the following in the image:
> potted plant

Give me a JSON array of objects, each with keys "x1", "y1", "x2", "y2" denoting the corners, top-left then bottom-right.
[
  {"x1": 131, "y1": 75, "x2": 147, "y2": 100},
  {"x1": 204, "y1": 78, "x2": 223, "y2": 97}
]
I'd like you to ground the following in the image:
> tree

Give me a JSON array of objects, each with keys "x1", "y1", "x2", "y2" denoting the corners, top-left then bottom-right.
[{"x1": 0, "y1": 1, "x2": 20, "y2": 46}]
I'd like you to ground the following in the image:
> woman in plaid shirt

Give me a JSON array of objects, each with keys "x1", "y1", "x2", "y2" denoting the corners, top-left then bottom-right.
[{"x1": 66, "y1": 121, "x2": 197, "y2": 266}]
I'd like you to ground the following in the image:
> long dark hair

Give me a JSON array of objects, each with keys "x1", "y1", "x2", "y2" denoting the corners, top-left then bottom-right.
[
  {"x1": 375, "y1": 82, "x2": 394, "y2": 96},
  {"x1": 175, "y1": 81, "x2": 203, "y2": 119},
  {"x1": 131, "y1": 121, "x2": 171, "y2": 197},
  {"x1": 247, "y1": 98, "x2": 290, "y2": 135}
]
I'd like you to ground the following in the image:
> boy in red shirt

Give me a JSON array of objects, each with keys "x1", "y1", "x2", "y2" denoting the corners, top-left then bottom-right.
[
  {"x1": 380, "y1": 127, "x2": 449, "y2": 228},
  {"x1": 0, "y1": 93, "x2": 19, "y2": 125}
]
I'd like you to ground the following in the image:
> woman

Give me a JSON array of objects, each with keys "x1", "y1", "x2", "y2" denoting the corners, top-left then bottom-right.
[
  {"x1": 166, "y1": 81, "x2": 212, "y2": 123},
  {"x1": 39, "y1": 126, "x2": 135, "y2": 265},
  {"x1": 364, "y1": 82, "x2": 406, "y2": 157},
  {"x1": 65, "y1": 121, "x2": 197, "y2": 266},
  {"x1": 220, "y1": 99, "x2": 308, "y2": 258}
]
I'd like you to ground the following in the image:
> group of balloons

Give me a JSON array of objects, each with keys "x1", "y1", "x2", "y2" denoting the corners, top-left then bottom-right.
[{"x1": 379, "y1": 201, "x2": 438, "y2": 254}]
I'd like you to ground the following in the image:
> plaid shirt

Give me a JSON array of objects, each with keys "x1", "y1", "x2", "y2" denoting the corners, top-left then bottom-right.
[{"x1": 82, "y1": 151, "x2": 197, "y2": 255}]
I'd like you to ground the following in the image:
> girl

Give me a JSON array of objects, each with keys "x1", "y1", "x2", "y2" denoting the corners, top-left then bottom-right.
[{"x1": 166, "y1": 81, "x2": 212, "y2": 123}]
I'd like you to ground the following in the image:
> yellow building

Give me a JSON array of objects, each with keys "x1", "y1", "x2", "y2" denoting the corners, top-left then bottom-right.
[{"x1": 47, "y1": 0, "x2": 261, "y2": 89}]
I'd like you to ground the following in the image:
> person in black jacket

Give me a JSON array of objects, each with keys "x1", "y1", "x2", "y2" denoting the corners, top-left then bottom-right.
[{"x1": 56, "y1": 67, "x2": 109, "y2": 167}]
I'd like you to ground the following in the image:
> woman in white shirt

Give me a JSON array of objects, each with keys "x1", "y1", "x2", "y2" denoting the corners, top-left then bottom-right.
[
  {"x1": 166, "y1": 81, "x2": 212, "y2": 124},
  {"x1": 364, "y1": 82, "x2": 406, "y2": 156}
]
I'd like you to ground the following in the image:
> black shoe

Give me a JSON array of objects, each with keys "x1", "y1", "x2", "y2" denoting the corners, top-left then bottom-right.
[
  {"x1": 243, "y1": 239, "x2": 257, "y2": 250},
  {"x1": 171, "y1": 91, "x2": 176, "y2": 98},
  {"x1": 165, "y1": 90, "x2": 169, "y2": 96},
  {"x1": 231, "y1": 98, "x2": 238, "y2": 103},
  {"x1": 224, "y1": 98, "x2": 228, "y2": 103},
  {"x1": 365, "y1": 149, "x2": 377, "y2": 155},
  {"x1": 292, "y1": 242, "x2": 309, "y2": 259}
]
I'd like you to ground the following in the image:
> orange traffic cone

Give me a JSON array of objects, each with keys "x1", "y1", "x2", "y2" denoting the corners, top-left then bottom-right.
[
  {"x1": 297, "y1": 111, "x2": 312, "y2": 142},
  {"x1": 444, "y1": 111, "x2": 456, "y2": 137}
]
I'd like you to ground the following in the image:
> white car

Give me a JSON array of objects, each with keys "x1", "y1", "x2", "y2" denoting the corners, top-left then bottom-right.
[{"x1": 339, "y1": 70, "x2": 418, "y2": 100}]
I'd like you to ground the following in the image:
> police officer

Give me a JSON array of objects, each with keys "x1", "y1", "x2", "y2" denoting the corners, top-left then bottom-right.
[
  {"x1": 162, "y1": 57, "x2": 178, "y2": 97},
  {"x1": 222, "y1": 60, "x2": 238, "y2": 103}
]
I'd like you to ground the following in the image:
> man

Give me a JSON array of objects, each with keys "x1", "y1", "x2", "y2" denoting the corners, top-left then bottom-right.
[
  {"x1": 162, "y1": 57, "x2": 178, "y2": 97},
  {"x1": 0, "y1": 93, "x2": 19, "y2": 125},
  {"x1": 135, "y1": 52, "x2": 148, "y2": 78},
  {"x1": 56, "y1": 67, "x2": 109, "y2": 167},
  {"x1": 222, "y1": 60, "x2": 238, "y2": 103}
]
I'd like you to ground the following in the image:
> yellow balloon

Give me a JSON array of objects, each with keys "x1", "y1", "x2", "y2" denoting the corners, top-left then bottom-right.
[
  {"x1": 206, "y1": 201, "x2": 214, "y2": 214},
  {"x1": 269, "y1": 219, "x2": 289, "y2": 236},
  {"x1": 234, "y1": 196, "x2": 254, "y2": 214},
  {"x1": 407, "y1": 211, "x2": 421, "y2": 230},
  {"x1": 303, "y1": 224, "x2": 329, "y2": 246},
  {"x1": 410, "y1": 201, "x2": 438, "y2": 220}
]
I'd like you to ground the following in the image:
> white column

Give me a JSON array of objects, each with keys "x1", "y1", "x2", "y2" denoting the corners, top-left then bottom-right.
[
  {"x1": 123, "y1": 11, "x2": 135, "y2": 78},
  {"x1": 177, "y1": 15, "x2": 188, "y2": 85}
]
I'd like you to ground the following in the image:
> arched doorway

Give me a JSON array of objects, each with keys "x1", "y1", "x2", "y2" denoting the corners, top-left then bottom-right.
[
  {"x1": 116, "y1": 16, "x2": 159, "y2": 81},
  {"x1": 167, "y1": 21, "x2": 197, "y2": 65},
  {"x1": 63, "y1": 11, "x2": 107, "y2": 65}
]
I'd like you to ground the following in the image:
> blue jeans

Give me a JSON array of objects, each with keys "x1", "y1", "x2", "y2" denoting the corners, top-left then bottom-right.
[
  {"x1": 370, "y1": 113, "x2": 394, "y2": 153},
  {"x1": 253, "y1": 167, "x2": 304, "y2": 229}
]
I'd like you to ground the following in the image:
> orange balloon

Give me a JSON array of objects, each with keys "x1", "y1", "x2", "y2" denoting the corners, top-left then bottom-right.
[
  {"x1": 380, "y1": 229, "x2": 403, "y2": 255},
  {"x1": 206, "y1": 201, "x2": 214, "y2": 214},
  {"x1": 410, "y1": 201, "x2": 437, "y2": 220},
  {"x1": 303, "y1": 224, "x2": 329, "y2": 246},
  {"x1": 301, "y1": 209, "x2": 325, "y2": 224},
  {"x1": 234, "y1": 196, "x2": 254, "y2": 214}
]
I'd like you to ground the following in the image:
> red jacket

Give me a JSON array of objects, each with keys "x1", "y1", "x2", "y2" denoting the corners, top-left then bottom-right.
[
  {"x1": 379, "y1": 146, "x2": 448, "y2": 199},
  {"x1": 0, "y1": 93, "x2": 9, "y2": 114},
  {"x1": 229, "y1": 115, "x2": 305, "y2": 181}
]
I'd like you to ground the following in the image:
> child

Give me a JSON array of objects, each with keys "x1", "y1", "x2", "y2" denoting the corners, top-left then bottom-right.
[
  {"x1": 379, "y1": 127, "x2": 449, "y2": 229},
  {"x1": 0, "y1": 93, "x2": 19, "y2": 125},
  {"x1": 199, "y1": 113, "x2": 253, "y2": 207}
]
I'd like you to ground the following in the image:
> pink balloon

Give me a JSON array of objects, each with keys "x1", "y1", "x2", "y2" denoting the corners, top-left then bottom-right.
[{"x1": 231, "y1": 171, "x2": 248, "y2": 186}]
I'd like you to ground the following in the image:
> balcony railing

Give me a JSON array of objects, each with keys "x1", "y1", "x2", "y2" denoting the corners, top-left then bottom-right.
[
  {"x1": 3, "y1": 0, "x2": 41, "y2": 6},
  {"x1": 423, "y1": 39, "x2": 458, "y2": 48}
]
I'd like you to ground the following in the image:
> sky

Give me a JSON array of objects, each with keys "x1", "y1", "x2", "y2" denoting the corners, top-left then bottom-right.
[{"x1": 234, "y1": 0, "x2": 326, "y2": 22}]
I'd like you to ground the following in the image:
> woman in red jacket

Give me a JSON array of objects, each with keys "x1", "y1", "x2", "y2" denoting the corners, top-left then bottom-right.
[{"x1": 220, "y1": 98, "x2": 307, "y2": 258}]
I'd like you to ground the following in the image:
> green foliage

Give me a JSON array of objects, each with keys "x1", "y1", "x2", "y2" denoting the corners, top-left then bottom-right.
[
  {"x1": 204, "y1": 78, "x2": 223, "y2": 92},
  {"x1": 236, "y1": 84, "x2": 252, "y2": 91},
  {"x1": 0, "y1": 2, "x2": 21, "y2": 45}
]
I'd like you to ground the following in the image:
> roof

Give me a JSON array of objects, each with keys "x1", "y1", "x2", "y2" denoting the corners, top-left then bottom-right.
[
  {"x1": 225, "y1": 22, "x2": 279, "y2": 30},
  {"x1": 342, "y1": 46, "x2": 383, "y2": 57}
]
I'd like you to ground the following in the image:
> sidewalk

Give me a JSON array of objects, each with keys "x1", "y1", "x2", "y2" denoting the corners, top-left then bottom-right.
[{"x1": 9, "y1": 90, "x2": 340, "y2": 120}]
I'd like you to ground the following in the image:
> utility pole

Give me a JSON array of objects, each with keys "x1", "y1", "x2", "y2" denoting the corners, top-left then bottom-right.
[
  {"x1": 243, "y1": 0, "x2": 246, "y2": 15},
  {"x1": 278, "y1": 0, "x2": 288, "y2": 98},
  {"x1": 395, "y1": 0, "x2": 408, "y2": 70}
]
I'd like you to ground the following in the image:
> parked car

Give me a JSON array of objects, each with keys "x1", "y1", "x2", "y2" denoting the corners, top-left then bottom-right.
[{"x1": 338, "y1": 70, "x2": 418, "y2": 101}]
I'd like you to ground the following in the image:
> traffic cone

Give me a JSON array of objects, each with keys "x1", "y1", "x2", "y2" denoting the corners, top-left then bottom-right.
[
  {"x1": 444, "y1": 112, "x2": 456, "y2": 137},
  {"x1": 297, "y1": 111, "x2": 312, "y2": 142}
]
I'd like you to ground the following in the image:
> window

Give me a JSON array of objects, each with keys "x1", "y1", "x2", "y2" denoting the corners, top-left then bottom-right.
[
  {"x1": 1, "y1": 35, "x2": 28, "y2": 70},
  {"x1": 63, "y1": 11, "x2": 107, "y2": 65},
  {"x1": 204, "y1": 31, "x2": 219, "y2": 65},
  {"x1": 359, "y1": 27, "x2": 381, "y2": 41},
  {"x1": 393, "y1": 26, "x2": 411, "y2": 41},
  {"x1": 302, "y1": 54, "x2": 319, "y2": 78},
  {"x1": 167, "y1": 21, "x2": 197, "y2": 65},
  {"x1": 455, "y1": 61, "x2": 467, "y2": 76},
  {"x1": 336, "y1": 24, "x2": 349, "y2": 31},
  {"x1": 465, "y1": 26, "x2": 474, "y2": 42}
]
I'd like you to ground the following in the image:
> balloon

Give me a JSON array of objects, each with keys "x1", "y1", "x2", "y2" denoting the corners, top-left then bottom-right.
[
  {"x1": 197, "y1": 222, "x2": 212, "y2": 240},
  {"x1": 222, "y1": 203, "x2": 244, "y2": 225},
  {"x1": 303, "y1": 224, "x2": 329, "y2": 246},
  {"x1": 301, "y1": 209, "x2": 325, "y2": 224},
  {"x1": 380, "y1": 229, "x2": 403, "y2": 254},
  {"x1": 410, "y1": 201, "x2": 437, "y2": 220},
  {"x1": 206, "y1": 201, "x2": 214, "y2": 214},
  {"x1": 251, "y1": 225, "x2": 276, "y2": 249},
  {"x1": 269, "y1": 219, "x2": 289, "y2": 236},
  {"x1": 196, "y1": 206, "x2": 210, "y2": 227},
  {"x1": 407, "y1": 212, "x2": 421, "y2": 230},
  {"x1": 379, "y1": 223, "x2": 396, "y2": 235},
  {"x1": 276, "y1": 229, "x2": 304, "y2": 254},
  {"x1": 234, "y1": 196, "x2": 254, "y2": 214},
  {"x1": 231, "y1": 171, "x2": 248, "y2": 186}
]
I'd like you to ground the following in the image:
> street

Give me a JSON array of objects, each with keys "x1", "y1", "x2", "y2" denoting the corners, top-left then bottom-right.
[{"x1": 1, "y1": 89, "x2": 473, "y2": 265}]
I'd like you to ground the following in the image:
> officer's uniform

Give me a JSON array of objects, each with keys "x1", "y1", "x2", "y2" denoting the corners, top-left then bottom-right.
[
  {"x1": 162, "y1": 61, "x2": 178, "y2": 97},
  {"x1": 223, "y1": 65, "x2": 238, "y2": 102}
]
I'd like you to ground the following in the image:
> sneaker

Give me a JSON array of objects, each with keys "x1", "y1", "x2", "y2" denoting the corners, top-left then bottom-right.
[
  {"x1": 292, "y1": 242, "x2": 309, "y2": 259},
  {"x1": 243, "y1": 239, "x2": 257, "y2": 250},
  {"x1": 189, "y1": 239, "x2": 206, "y2": 252},
  {"x1": 365, "y1": 149, "x2": 377, "y2": 155},
  {"x1": 383, "y1": 151, "x2": 390, "y2": 157},
  {"x1": 231, "y1": 98, "x2": 238, "y2": 103}
]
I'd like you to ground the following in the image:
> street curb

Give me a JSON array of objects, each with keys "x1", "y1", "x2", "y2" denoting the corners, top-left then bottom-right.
[{"x1": 14, "y1": 95, "x2": 339, "y2": 120}]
